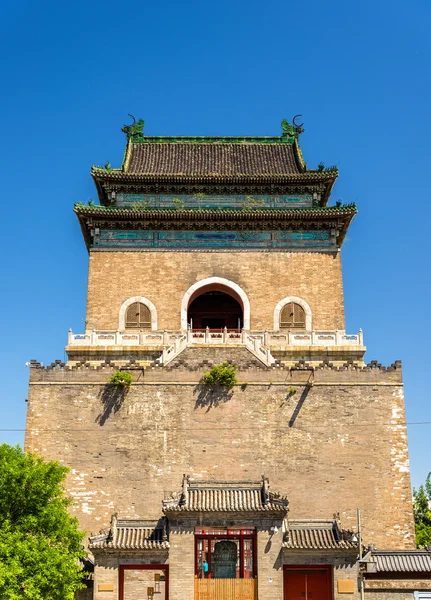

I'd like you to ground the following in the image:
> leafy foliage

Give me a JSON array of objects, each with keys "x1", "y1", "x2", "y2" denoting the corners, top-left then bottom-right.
[
  {"x1": 172, "y1": 197, "x2": 186, "y2": 210},
  {"x1": 130, "y1": 200, "x2": 151, "y2": 210},
  {"x1": 0, "y1": 445, "x2": 85, "y2": 599},
  {"x1": 202, "y1": 362, "x2": 238, "y2": 389},
  {"x1": 241, "y1": 196, "x2": 265, "y2": 211},
  {"x1": 413, "y1": 472, "x2": 431, "y2": 547},
  {"x1": 108, "y1": 370, "x2": 133, "y2": 386}
]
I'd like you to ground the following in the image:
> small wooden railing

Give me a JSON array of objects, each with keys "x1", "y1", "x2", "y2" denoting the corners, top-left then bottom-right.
[{"x1": 194, "y1": 577, "x2": 257, "y2": 600}]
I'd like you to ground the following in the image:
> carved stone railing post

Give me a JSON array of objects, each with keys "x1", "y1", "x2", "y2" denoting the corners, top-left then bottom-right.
[
  {"x1": 205, "y1": 327, "x2": 209, "y2": 343},
  {"x1": 91, "y1": 330, "x2": 97, "y2": 345},
  {"x1": 223, "y1": 327, "x2": 227, "y2": 343}
]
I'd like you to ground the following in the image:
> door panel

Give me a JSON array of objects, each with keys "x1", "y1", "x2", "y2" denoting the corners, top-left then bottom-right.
[{"x1": 284, "y1": 567, "x2": 331, "y2": 600}]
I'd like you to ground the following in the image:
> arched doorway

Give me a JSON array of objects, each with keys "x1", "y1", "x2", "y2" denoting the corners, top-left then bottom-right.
[
  {"x1": 188, "y1": 290, "x2": 243, "y2": 330},
  {"x1": 181, "y1": 277, "x2": 251, "y2": 331}
]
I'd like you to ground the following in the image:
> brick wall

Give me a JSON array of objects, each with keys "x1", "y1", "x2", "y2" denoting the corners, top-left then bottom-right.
[
  {"x1": 85, "y1": 250, "x2": 345, "y2": 331},
  {"x1": 26, "y1": 358, "x2": 414, "y2": 552},
  {"x1": 123, "y1": 568, "x2": 166, "y2": 600},
  {"x1": 364, "y1": 579, "x2": 431, "y2": 599}
]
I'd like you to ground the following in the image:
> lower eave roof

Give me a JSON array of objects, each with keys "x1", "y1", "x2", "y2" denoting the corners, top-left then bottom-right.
[
  {"x1": 91, "y1": 170, "x2": 337, "y2": 207},
  {"x1": 74, "y1": 205, "x2": 356, "y2": 251},
  {"x1": 74, "y1": 205, "x2": 356, "y2": 220},
  {"x1": 91, "y1": 169, "x2": 337, "y2": 185},
  {"x1": 364, "y1": 550, "x2": 431, "y2": 574},
  {"x1": 89, "y1": 518, "x2": 169, "y2": 551},
  {"x1": 283, "y1": 520, "x2": 358, "y2": 551}
]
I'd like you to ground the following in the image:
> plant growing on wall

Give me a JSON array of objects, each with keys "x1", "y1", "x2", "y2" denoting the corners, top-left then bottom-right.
[
  {"x1": 108, "y1": 371, "x2": 133, "y2": 387},
  {"x1": 241, "y1": 196, "x2": 265, "y2": 211},
  {"x1": 130, "y1": 200, "x2": 151, "y2": 210},
  {"x1": 202, "y1": 362, "x2": 238, "y2": 389},
  {"x1": 172, "y1": 197, "x2": 186, "y2": 210}
]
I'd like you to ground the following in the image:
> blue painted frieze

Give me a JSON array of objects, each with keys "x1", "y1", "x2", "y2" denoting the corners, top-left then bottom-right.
[
  {"x1": 115, "y1": 193, "x2": 313, "y2": 210},
  {"x1": 94, "y1": 229, "x2": 333, "y2": 249}
]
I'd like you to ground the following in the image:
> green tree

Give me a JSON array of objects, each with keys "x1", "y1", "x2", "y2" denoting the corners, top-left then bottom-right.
[
  {"x1": 0, "y1": 444, "x2": 86, "y2": 599},
  {"x1": 413, "y1": 472, "x2": 431, "y2": 547}
]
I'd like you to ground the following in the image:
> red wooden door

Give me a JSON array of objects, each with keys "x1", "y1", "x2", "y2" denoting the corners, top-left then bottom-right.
[{"x1": 284, "y1": 567, "x2": 331, "y2": 600}]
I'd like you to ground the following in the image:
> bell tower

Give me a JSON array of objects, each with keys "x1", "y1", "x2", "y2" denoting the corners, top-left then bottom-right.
[{"x1": 25, "y1": 118, "x2": 415, "y2": 600}]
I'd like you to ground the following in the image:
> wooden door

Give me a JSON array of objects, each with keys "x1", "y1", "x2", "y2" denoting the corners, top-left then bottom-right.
[{"x1": 284, "y1": 567, "x2": 331, "y2": 600}]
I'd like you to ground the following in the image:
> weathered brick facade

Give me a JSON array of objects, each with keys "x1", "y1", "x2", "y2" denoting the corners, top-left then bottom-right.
[
  {"x1": 85, "y1": 250, "x2": 345, "y2": 332},
  {"x1": 26, "y1": 361, "x2": 414, "y2": 552},
  {"x1": 26, "y1": 119, "x2": 428, "y2": 600}
]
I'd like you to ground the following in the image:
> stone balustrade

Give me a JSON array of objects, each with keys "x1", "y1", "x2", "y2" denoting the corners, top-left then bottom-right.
[{"x1": 68, "y1": 328, "x2": 364, "y2": 348}]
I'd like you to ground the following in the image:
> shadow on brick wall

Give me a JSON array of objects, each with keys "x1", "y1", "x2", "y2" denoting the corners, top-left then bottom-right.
[
  {"x1": 193, "y1": 383, "x2": 234, "y2": 412},
  {"x1": 96, "y1": 384, "x2": 128, "y2": 425},
  {"x1": 288, "y1": 384, "x2": 312, "y2": 427}
]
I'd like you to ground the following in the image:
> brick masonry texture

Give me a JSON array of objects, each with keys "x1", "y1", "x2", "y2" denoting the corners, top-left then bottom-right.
[
  {"x1": 85, "y1": 250, "x2": 345, "y2": 331},
  {"x1": 363, "y1": 580, "x2": 431, "y2": 600},
  {"x1": 123, "y1": 568, "x2": 166, "y2": 599},
  {"x1": 26, "y1": 356, "x2": 414, "y2": 556}
]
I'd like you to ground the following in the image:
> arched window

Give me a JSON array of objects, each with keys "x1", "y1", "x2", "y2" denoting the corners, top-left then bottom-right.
[
  {"x1": 125, "y1": 302, "x2": 151, "y2": 329},
  {"x1": 280, "y1": 302, "x2": 306, "y2": 329}
]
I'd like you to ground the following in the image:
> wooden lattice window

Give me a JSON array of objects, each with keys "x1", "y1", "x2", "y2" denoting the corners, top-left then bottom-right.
[
  {"x1": 125, "y1": 302, "x2": 151, "y2": 329},
  {"x1": 280, "y1": 302, "x2": 306, "y2": 329}
]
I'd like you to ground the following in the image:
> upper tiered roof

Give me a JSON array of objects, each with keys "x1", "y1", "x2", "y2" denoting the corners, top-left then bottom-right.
[{"x1": 91, "y1": 118, "x2": 338, "y2": 204}]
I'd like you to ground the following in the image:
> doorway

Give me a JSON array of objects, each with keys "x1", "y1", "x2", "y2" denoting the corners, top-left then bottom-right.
[
  {"x1": 119, "y1": 565, "x2": 169, "y2": 600},
  {"x1": 188, "y1": 291, "x2": 243, "y2": 330},
  {"x1": 284, "y1": 566, "x2": 332, "y2": 600}
]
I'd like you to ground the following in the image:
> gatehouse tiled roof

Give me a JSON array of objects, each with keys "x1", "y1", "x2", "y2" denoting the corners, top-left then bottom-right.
[
  {"x1": 283, "y1": 520, "x2": 358, "y2": 550},
  {"x1": 163, "y1": 476, "x2": 289, "y2": 514},
  {"x1": 364, "y1": 550, "x2": 431, "y2": 573},
  {"x1": 88, "y1": 517, "x2": 169, "y2": 551}
]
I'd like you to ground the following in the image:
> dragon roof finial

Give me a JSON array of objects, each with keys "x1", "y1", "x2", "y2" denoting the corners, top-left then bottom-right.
[
  {"x1": 121, "y1": 114, "x2": 144, "y2": 139},
  {"x1": 281, "y1": 116, "x2": 304, "y2": 137}
]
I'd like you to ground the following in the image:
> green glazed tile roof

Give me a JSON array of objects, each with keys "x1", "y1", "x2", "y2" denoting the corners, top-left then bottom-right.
[
  {"x1": 91, "y1": 168, "x2": 337, "y2": 183},
  {"x1": 74, "y1": 204, "x2": 356, "y2": 219}
]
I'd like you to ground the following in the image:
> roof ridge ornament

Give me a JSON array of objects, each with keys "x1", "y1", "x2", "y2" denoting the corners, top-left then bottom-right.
[
  {"x1": 121, "y1": 114, "x2": 145, "y2": 139},
  {"x1": 281, "y1": 116, "x2": 304, "y2": 138}
]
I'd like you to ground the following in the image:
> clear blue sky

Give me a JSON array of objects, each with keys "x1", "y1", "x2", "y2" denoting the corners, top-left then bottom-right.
[{"x1": 1, "y1": 0, "x2": 430, "y2": 489}]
